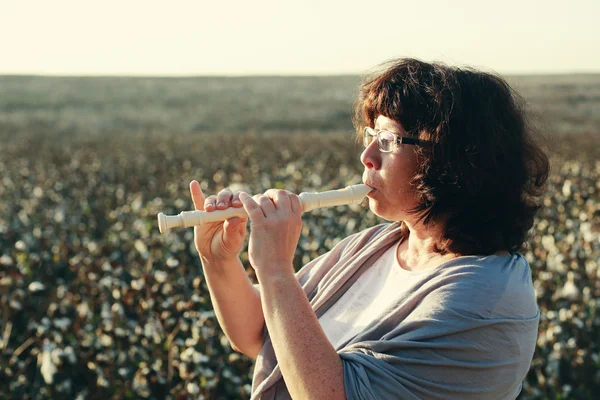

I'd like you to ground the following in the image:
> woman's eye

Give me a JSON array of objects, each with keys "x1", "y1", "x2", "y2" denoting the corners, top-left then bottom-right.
[{"x1": 381, "y1": 138, "x2": 393, "y2": 147}]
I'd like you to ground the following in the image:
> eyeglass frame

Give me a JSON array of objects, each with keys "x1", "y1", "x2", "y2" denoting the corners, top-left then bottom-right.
[{"x1": 363, "y1": 127, "x2": 431, "y2": 152}]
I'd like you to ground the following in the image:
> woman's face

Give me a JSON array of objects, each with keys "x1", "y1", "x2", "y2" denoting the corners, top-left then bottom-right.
[{"x1": 361, "y1": 115, "x2": 421, "y2": 222}]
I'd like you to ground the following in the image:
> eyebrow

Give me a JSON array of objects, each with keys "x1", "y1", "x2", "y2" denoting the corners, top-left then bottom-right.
[{"x1": 375, "y1": 127, "x2": 404, "y2": 135}]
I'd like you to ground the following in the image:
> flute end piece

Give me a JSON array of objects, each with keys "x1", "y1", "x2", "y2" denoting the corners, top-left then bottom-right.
[{"x1": 157, "y1": 213, "x2": 170, "y2": 234}]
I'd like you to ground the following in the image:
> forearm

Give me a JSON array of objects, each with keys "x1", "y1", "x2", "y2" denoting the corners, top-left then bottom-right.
[
  {"x1": 201, "y1": 256, "x2": 264, "y2": 358},
  {"x1": 256, "y1": 269, "x2": 346, "y2": 400}
]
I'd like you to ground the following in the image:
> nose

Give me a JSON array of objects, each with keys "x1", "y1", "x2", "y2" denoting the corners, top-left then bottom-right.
[{"x1": 360, "y1": 140, "x2": 381, "y2": 170}]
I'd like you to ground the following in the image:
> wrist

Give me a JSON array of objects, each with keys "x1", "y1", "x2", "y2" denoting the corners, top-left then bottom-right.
[
  {"x1": 200, "y1": 255, "x2": 242, "y2": 273},
  {"x1": 255, "y1": 266, "x2": 295, "y2": 283}
]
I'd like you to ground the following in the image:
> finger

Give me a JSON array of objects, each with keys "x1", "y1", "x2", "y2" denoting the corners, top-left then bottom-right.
[
  {"x1": 251, "y1": 194, "x2": 268, "y2": 217},
  {"x1": 240, "y1": 192, "x2": 266, "y2": 221},
  {"x1": 190, "y1": 180, "x2": 206, "y2": 211},
  {"x1": 232, "y1": 191, "x2": 243, "y2": 208},
  {"x1": 227, "y1": 193, "x2": 248, "y2": 223},
  {"x1": 203, "y1": 195, "x2": 217, "y2": 212},
  {"x1": 289, "y1": 193, "x2": 302, "y2": 215},
  {"x1": 271, "y1": 189, "x2": 292, "y2": 212},
  {"x1": 216, "y1": 188, "x2": 234, "y2": 210},
  {"x1": 257, "y1": 194, "x2": 277, "y2": 215}
]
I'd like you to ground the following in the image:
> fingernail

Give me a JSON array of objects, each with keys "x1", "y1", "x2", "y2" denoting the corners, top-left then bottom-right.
[
  {"x1": 233, "y1": 199, "x2": 241, "y2": 205},
  {"x1": 239, "y1": 192, "x2": 248, "y2": 198},
  {"x1": 217, "y1": 202, "x2": 225, "y2": 207}
]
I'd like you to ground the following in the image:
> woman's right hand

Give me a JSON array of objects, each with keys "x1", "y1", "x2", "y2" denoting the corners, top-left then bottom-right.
[{"x1": 189, "y1": 180, "x2": 248, "y2": 263}]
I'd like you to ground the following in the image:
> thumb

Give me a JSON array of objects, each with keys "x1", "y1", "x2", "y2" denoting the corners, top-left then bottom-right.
[
  {"x1": 223, "y1": 217, "x2": 247, "y2": 241},
  {"x1": 189, "y1": 180, "x2": 205, "y2": 211}
]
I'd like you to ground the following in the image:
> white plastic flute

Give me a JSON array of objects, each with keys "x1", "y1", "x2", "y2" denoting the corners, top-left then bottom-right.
[{"x1": 157, "y1": 184, "x2": 371, "y2": 234}]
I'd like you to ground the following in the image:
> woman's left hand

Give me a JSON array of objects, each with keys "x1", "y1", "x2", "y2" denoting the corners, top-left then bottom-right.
[{"x1": 239, "y1": 189, "x2": 303, "y2": 276}]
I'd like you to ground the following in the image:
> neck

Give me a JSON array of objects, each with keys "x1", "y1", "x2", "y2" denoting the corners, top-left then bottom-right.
[{"x1": 397, "y1": 220, "x2": 458, "y2": 271}]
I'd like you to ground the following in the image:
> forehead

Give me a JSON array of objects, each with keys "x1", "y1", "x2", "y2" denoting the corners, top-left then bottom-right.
[{"x1": 374, "y1": 115, "x2": 404, "y2": 132}]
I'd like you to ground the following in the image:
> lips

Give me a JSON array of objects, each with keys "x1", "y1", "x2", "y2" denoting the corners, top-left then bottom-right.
[{"x1": 363, "y1": 181, "x2": 377, "y2": 196}]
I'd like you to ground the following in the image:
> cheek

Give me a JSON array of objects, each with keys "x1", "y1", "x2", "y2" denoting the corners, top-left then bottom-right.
[{"x1": 385, "y1": 161, "x2": 419, "y2": 202}]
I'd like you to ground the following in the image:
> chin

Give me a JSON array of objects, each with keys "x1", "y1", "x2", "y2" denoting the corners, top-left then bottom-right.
[{"x1": 367, "y1": 198, "x2": 402, "y2": 222}]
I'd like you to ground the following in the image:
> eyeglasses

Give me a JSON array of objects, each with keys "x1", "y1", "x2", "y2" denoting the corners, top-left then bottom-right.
[{"x1": 363, "y1": 127, "x2": 430, "y2": 153}]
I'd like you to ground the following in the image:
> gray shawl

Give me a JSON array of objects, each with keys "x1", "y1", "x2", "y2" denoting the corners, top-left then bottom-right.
[{"x1": 250, "y1": 222, "x2": 539, "y2": 399}]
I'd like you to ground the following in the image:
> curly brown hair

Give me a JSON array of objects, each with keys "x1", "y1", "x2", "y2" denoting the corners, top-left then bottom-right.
[{"x1": 354, "y1": 58, "x2": 550, "y2": 255}]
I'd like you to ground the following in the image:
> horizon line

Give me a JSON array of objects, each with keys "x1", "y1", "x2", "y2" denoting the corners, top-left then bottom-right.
[{"x1": 2, "y1": 70, "x2": 600, "y2": 79}]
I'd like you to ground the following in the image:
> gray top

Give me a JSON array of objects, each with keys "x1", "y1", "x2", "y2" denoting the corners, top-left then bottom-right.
[{"x1": 250, "y1": 223, "x2": 539, "y2": 399}]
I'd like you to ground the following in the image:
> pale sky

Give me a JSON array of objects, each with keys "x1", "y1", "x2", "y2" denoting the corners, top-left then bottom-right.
[{"x1": 1, "y1": 0, "x2": 598, "y2": 76}]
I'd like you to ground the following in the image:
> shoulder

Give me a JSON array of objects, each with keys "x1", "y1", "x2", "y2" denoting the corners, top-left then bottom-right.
[{"x1": 424, "y1": 253, "x2": 538, "y2": 320}]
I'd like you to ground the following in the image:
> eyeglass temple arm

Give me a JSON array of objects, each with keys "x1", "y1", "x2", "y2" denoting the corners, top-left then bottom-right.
[{"x1": 399, "y1": 137, "x2": 430, "y2": 146}]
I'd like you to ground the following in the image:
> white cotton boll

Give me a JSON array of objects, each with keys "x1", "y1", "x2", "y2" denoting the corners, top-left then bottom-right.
[
  {"x1": 560, "y1": 281, "x2": 579, "y2": 299},
  {"x1": 154, "y1": 270, "x2": 168, "y2": 283},
  {"x1": 135, "y1": 240, "x2": 148, "y2": 258},
  {"x1": 111, "y1": 302, "x2": 124, "y2": 316},
  {"x1": 101, "y1": 261, "x2": 112, "y2": 272},
  {"x1": 10, "y1": 299, "x2": 22, "y2": 310},
  {"x1": 40, "y1": 340, "x2": 57, "y2": 384},
  {"x1": 53, "y1": 317, "x2": 72, "y2": 331},
  {"x1": 187, "y1": 382, "x2": 200, "y2": 395},
  {"x1": 537, "y1": 334, "x2": 548, "y2": 347},
  {"x1": 191, "y1": 294, "x2": 202, "y2": 303},
  {"x1": 178, "y1": 363, "x2": 188, "y2": 379},
  {"x1": 99, "y1": 276, "x2": 113, "y2": 288},
  {"x1": 101, "y1": 302, "x2": 111, "y2": 319},
  {"x1": 100, "y1": 334, "x2": 113, "y2": 347},
  {"x1": 63, "y1": 346, "x2": 76, "y2": 364},
  {"x1": 180, "y1": 347, "x2": 194, "y2": 363},
  {"x1": 77, "y1": 302, "x2": 90, "y2": 319},
  {"x1": 51, "y1": 348, "x2": 64, "y2": 366},
  {"x1": 0, "y1": 254, "x2": 13, "y2": 265},
  {"x1": 541, "y1": 235, "x2": 555, "y2": 251},
  {"x1": 586, "y1": 260, "x2": 598, "y2": 276},
  {"x1": 97, "y1": 376, "x2": 109, "y2": 388},
  {"x1": 553, "y1": 325, "x2": 563, "y2": 337},
  {"x1": 546, "y1": 326, "x2": 555, "y2": 342},
  {"x1": 580, "y1": 222, "x2": 595, "y2": 242},
  {"x1": 560, "y1": 272, "x2": 579, "y2": 300},
  {"x1": 166, "y1": 257, "x2": 179, "y2": 268},
  {"x1": 180, "y1": 321, "x2": 189, "y2": 332},
  {"x1": 161, "y1": 283, "x2": 173, "y2": 295},
  {"x1": 191, "y1": 325, "x2": 200, "y2": 341},
  {"x1": 54, "y1": 210, "x2": 65, "y2": 223},
  {"x1": 562, "y1": 180, "x2": 572, "y2": 197},
  {"x1": 28, "y1": 282, "x2": 45, "y2": 292},
  {"x1": 193, "y1": 352, "x2": 209, "y2": 364},
  {"x1": 131, "y1": 278, "x2": 145, "y2": 290}
]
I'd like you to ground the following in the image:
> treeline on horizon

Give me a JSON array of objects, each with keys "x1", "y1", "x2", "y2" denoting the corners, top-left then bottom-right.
[{"x1": 1, "y1": 74, "x2": 599, "y2": 137}]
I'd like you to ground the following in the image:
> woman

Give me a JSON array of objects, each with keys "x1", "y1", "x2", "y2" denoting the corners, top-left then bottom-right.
[{"x1": 189, "y1": 58, "x2": 549, "y2": 399}]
